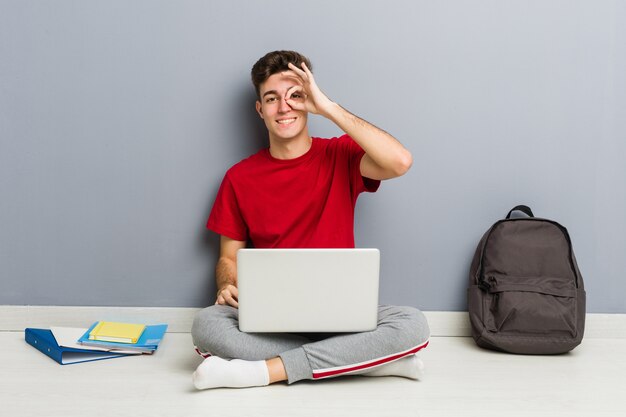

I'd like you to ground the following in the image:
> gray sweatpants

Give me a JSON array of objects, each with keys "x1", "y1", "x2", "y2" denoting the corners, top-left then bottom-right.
[{"x1": 191, "y1": 305, "x2": 430, "y2": 384}]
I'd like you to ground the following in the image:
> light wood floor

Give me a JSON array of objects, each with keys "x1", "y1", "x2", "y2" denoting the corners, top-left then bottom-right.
[{"x1": 2, "y1": 331, "x2": 624, "y2": 417}]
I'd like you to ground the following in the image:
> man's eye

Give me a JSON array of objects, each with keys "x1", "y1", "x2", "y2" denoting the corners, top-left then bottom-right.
[
  {"x1": 265, "y1": 97, "x2": 277, "y2": 103},
  {"x1": 291, "y1": 93, "x2": 302, "y2": 99}
]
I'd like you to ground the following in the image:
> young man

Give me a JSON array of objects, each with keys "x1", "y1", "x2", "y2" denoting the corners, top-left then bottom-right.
[{"x1": 191, "y1": 51, "x2": 430, "y2": 389}]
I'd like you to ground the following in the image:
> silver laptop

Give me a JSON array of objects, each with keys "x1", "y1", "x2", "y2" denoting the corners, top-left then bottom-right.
[{"x1": 237, "y1": 248, "x2": 380, "y2": 333}]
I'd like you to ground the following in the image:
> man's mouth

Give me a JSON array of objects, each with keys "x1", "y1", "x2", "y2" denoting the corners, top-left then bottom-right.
[{"x1": 276, "y1": 118, "x2": 296, "y2": 125}]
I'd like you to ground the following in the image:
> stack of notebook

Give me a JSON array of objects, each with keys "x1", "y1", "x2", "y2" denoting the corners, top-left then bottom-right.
[
  {"x1": 25, "y1": 321, "x2": 168, "y2": 365},
  {"x1": 77, "y1": 321, "x2": 167, "y2": 353}
]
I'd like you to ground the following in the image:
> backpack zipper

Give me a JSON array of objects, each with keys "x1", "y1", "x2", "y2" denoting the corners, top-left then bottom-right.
[{"x1": 478, "y1": 276, "x2": 497, "y2": 292}]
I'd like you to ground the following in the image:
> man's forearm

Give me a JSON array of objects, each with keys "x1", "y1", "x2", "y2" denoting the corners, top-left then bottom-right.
[
  {"x1": 324, "y1": 102, "x2": 412, "y2": 176},
  {"x1": 215, "y1": 256, "x2": 237, "y2": 294}
]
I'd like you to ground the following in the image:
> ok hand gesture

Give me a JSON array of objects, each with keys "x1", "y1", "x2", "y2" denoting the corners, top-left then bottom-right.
[{"x1": 286, "y1": 62, "x2": 336, "y2": 118}]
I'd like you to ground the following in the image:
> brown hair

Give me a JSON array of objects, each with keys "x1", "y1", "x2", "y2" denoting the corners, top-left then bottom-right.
[{"x1": 251, "y1": 50, "x2": 312, "y2": 99}]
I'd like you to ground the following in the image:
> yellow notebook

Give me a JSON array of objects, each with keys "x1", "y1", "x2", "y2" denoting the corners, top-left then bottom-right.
[{"x1": 88, "y1": 321, "x2": 146, "y2": 344}]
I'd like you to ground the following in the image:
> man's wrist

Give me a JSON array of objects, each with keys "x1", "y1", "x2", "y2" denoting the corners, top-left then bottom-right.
[
  {"x1": 323, "y1": 101, "x2": 346, "y2": 123},
  {"x1": 325, "y1": 102, "x2": 362, "y2": 135}
]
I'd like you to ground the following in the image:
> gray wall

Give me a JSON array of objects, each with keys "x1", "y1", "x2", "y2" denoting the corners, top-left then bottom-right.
[{"x1": 1, "y1": 1, "x2": 624, "y2": 312}]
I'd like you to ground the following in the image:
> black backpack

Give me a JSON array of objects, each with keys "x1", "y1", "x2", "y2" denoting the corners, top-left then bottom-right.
[{"x1": 468, "y1": 205, "x2": 586, "y2": 354}]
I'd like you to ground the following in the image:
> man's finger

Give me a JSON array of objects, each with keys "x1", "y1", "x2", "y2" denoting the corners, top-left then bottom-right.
[
  {"x1": 226, "y1": 294, "x2": 239, "y2": 308},
  {"x1": 286, "y1": 85, "x2": 306, "y2": 100},
  {"x1": 288, "y1": 62, "x2": 308, "y2": 80},
  {"x1": 224, "y1": 286, "x2": 239, "y2": 308},
  {"x1": 286, "y1": 99, "x2": 306, "y2": 112},
  {"x1": 285, "y1": 85, "x2": 299, "y2": 97},
  {"x1": 300, "y1": 62, "x2": 314, "y2": 78}
]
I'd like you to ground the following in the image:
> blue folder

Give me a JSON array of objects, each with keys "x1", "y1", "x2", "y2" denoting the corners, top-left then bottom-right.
[{"x1": 25, "y1": 328, "x2": 130, "y2": 365}]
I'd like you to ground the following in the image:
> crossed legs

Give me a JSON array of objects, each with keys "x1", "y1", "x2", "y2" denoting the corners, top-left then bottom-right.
[{"x1": 191, "y1": 304, "x2": 430, "y2": 389}]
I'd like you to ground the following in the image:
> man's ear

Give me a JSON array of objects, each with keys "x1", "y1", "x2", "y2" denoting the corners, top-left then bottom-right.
[{"x1": 255, "y1": 100, "x2": 263, "y2": 119}]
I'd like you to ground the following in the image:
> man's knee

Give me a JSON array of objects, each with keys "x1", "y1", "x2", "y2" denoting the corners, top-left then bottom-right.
[
  {"x1": 404, "y1": 306, "x2": 431, "y2": 345},
  {"x1": 191, "y1": 305, "x2": 238, "y2": 354},
  {"x1": 381, "y1": 305, "x2": 431, "y2": 349}
]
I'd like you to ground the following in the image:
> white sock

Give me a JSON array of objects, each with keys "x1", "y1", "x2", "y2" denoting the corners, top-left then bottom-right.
[
  {"x1": 192, "y1": 356, "x2": 270, "y2": 390},
  {"x1": 361, "y1": 354, "x2": 425, "y2": 380}
]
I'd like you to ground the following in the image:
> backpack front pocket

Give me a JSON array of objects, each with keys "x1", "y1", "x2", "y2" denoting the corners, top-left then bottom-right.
[{"x1": 481, "y1": 275, "x2": 578, "y2": 337}]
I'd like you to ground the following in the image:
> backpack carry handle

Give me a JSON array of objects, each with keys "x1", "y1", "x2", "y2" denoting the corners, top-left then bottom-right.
[{"x1": 506, "y1": 205, "x2": 534, "y2": 219}]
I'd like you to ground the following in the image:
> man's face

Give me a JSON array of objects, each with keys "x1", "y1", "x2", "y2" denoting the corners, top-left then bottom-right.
[{"x1": 255, "y1": 71, "x2": 308, "y2": 143}]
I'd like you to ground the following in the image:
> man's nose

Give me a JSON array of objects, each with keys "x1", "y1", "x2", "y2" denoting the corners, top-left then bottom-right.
[{"x1": 278, "y1": 97, "x2": 292, "y2": 113}]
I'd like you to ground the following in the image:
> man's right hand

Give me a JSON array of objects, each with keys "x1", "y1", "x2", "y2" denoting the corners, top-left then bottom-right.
[{"x1": 215, "y1": 284, "x2": 239, "y2": 308}]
